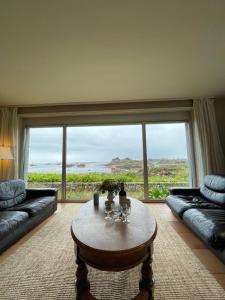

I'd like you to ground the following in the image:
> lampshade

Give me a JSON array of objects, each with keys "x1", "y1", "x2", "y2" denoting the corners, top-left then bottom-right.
[{"x1": 0, "y1": 147, "x2": 14, "y2": 159}]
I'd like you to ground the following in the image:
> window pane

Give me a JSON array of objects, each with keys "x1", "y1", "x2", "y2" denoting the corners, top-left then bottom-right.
[
  {"x1": 27, "y1": 128, "x2": 63, "y2": 200},
  {"x1": 146, "y1": 123, "x2": 190, "y2": 200},
  {"x1": 66, "y1": 125, "x2": 144, "y2": 201}
]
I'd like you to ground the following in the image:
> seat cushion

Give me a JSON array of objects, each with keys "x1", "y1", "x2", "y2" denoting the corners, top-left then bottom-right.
[
  {"x1": 0, "y1": 180, "x2": 26, "y2": 209},
  {"x1": 0, "y1": 211, "x2": 29, "y2": 240},
  {"x1": 183, "y1": 208, "x2": 225, "y2": 250},
  {"x1": 7, "y1": 196, "x2": 56, "y2": 217},
  {"x1": 166, "y1": 195, "x2": 220, "y2": 217}
]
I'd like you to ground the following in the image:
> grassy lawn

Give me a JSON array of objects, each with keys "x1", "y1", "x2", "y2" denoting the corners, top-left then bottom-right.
[
  {"x1": 28, "y1": 172, "x2": 188, "y2": 183},
  {"x1": 27, "y1": 171, "x2": 189, "y2": 201}
]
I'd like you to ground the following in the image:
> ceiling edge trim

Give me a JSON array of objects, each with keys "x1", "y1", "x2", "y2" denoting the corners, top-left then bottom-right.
[{"x1": 18, "y1": 99, "x2": 193, "y2": 117}]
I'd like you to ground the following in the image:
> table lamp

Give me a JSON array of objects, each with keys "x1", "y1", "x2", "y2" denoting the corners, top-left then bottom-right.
[{"x1": 0, "y1": 146, "x2": 14, "y2": 159}]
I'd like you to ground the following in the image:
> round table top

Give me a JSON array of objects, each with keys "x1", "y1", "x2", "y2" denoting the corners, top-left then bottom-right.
[{"x1": 71, "y1": 197, "x2": 157, "y2": 252}]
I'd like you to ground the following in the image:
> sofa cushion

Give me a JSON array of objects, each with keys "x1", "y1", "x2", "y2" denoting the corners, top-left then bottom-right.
[
  {"x1": 0, "y1": 180, "x2": 26, "y2": 209},
  {"x1": 200, "y1": 186, "x2": 225, "y2": 207},
  {"x1": 166, "y1": 195, "x2": 221, "y2": 217},
  {"x1": 0, "y1": 211, "x2": 29, "y2": 240},
  {"x1": 7, "y1": 196, "x2": 56, "y2": 217},
  {"x1": 204, "y1": 175, "x2": 225, "y2": 192},
  {"x1": 183, "y1": 208, "x2": 225, "y2": 250}
]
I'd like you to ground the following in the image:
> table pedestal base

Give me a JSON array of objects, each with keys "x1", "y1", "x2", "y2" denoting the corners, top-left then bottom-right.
[
  {"x1": 75, "y1": 246, "x2": 154, "y2": 300},
  {"x1": 138, "y1": 246, "x2": 154, "y2": 300}
]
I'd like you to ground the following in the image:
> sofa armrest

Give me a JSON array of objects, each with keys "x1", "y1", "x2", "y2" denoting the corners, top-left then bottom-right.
[
  {"x1": 25, "y1": 188, "x2": 58, "y2": 200},
  {"x1": 169, "y1": 187, "x2": 201, "y2": 196}
]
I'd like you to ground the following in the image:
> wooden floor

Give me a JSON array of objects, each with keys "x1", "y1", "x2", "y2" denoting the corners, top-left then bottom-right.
[{"x1": 2, "y1": 202, "x2": 225, "y2": 291}]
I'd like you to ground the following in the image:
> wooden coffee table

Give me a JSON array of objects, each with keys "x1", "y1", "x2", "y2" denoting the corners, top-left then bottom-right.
[{"x1": 71, "y1": 198, "x2": 157, "y2": 300}]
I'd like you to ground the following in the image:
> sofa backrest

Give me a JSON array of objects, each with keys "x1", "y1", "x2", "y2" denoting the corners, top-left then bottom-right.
[
  {"x1": 200, "y1": 175, "x2": 225, "y2": 207},
  {"x1": 0, "y1": 180, "x2": 26, "y2": 209}
]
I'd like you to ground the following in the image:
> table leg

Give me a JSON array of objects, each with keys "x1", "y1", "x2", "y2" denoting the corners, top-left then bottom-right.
[
  {"x1": 75, "y1": 246, "x2": 90, "y2": 300},
  {"x1": 139, "y1": 245, "x2": 154, "y2": 300}
]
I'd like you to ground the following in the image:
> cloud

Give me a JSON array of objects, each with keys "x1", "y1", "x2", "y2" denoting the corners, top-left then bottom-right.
[
  {"x1": 28, "y1": 123, "x2": 187, "y2": 164},
  {"x1": 146, "y1": 123, "x2": 187, "y2": 159}
]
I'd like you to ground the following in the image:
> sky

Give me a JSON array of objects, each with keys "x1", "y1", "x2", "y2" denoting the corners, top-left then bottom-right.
[{"x1": 28, "y1": 123, "x2": 188, "y2": 164}]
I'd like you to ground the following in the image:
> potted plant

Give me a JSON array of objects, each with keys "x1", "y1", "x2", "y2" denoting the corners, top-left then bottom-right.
[{"x1": 96, "y1": 179, "x2": 120, "y2": 201}]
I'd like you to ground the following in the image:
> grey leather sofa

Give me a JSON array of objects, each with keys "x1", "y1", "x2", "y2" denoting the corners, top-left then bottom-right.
[
  {"x1": 0, "y1": 179, "x2": 57, "y2": 254},
  {"x1": 166, "y1": 175, "x2": 225, "y2": 264}
]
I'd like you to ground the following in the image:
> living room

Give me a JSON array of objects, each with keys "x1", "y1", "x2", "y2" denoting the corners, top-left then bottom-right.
[{"x1": 1, "y1": 1, "x2": 225, "y2": 299}]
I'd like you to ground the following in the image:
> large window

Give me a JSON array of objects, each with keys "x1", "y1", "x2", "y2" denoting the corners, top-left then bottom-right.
[
  {"x1": 25, "y1": 121, "x2": 192, "y2": 201},
  {"x1": 66, "y1": 125, "x2": 144, "y2": 200},
  {"x1": 27, "y1": 127, "x2": 63, "y2": 200},
  {"x1": 146, "y1": 123, "x2": 189, "y2": 200}
]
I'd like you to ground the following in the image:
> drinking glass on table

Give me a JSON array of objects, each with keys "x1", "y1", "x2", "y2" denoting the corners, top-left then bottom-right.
[
  {"x1": 121, "y1": 203, "x2": 131, "y2": 224},
  {"x1": 104, "y1": 201, "x2": 113, "y2": 221},
  {"x1": 112, "y1": 204, "x2": 121, "y2": 223}
]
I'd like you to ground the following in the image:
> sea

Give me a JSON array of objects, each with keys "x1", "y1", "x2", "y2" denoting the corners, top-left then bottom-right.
[{"x1": 28, "y1": 162, "x2": 112, "y2": 174}]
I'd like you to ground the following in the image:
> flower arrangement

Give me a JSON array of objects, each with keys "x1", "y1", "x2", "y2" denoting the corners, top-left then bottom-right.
[{"x1": 96, "y1": 179, "x2": 120, "y2": 195}]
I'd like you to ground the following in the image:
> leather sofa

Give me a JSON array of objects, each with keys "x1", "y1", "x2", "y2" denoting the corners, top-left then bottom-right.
[
  {"x1": 166, "y1": 175, "x2": 225, "y2": 264},
  {"x1": 0, "y1": 179, "x2": 57, "y2": 254}
]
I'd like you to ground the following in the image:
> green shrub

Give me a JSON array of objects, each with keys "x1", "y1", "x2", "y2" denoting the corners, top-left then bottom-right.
[
  {"x1": 148, "y1": 176, "x2": 187, "y2": 183},
  {"x1": 28, "y1": 173, "x2": 61, "y2": 182},
  {"x1": 148, "y1": 186, "x2": 170, "y2": 199}
]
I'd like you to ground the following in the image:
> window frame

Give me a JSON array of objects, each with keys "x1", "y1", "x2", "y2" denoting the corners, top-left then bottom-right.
[{"x1": 20, "y1": 110, "x2": 196, "y2": 202}]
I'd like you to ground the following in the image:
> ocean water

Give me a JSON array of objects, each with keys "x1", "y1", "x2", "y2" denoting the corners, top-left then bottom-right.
[{"x1": 28, "y1": 162, "x2": 112, "y2": 174}]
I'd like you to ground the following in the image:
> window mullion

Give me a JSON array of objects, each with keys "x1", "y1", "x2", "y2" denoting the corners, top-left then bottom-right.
[
  {"x1": 185, "y1": 122, "x2": 197, "y2": 187},
  {"x1": 142, "y1": 123, "x2": 149, "y2": 200},
  {"x1": 62, "y1": 126, "x2": 67, "y2": 201}
]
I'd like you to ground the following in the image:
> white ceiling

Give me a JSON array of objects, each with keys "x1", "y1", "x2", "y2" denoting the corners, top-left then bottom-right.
[{"x1": 0, "y1": 0, "x2": 225, "y2": 106}]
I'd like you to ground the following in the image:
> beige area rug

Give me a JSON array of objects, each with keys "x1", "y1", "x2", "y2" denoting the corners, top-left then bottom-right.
[{"x1": 0, "y1": 204, "x2": 225, "y2": 300}]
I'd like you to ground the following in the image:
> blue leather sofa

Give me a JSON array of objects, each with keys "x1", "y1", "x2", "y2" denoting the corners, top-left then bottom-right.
[
  {"x1": 166, "y1": 175, "x2": 225, "y2": 264},
  {"x1": 0, "y1": 179, "x2": 57, "y2": 254}
]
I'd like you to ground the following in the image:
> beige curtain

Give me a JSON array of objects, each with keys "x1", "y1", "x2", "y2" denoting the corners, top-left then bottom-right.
[
  {"x1": 193, "y1": 99, "x2": 225, "y2": 184},
  {"x1": 0, "y1": 107, "x2": 18, "y2": 180}
]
